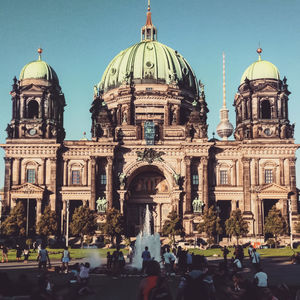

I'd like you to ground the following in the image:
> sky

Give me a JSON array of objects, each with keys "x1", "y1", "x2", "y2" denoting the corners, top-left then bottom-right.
[{"x1": 0, "y1": 0, "x2": 299, "y2": 186}]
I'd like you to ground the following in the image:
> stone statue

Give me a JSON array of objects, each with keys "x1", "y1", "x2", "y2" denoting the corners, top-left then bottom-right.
[
  {"x1": 93, "y1": 85, "x2": 98, "y2": 97},
  {"x1": 173, "y1": 173, "x2": 181, "y2": 185},
  {"x1": 96, "y1": 197, "x2": 107, "y2": 213},
  {"x1": 192, "y1": 197, "x2": 204, "y2": 213},
  {"x1": 6, "y1": 124, "x2": 13, "y2": 138},
  {"x1": 118, "y1": 172, "x2": 126, "y2": 187}
]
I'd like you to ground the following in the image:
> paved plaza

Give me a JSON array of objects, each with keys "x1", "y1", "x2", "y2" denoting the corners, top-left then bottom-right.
[{"x1": 1, "y1": 256, "x2": 300, "y2": 299}]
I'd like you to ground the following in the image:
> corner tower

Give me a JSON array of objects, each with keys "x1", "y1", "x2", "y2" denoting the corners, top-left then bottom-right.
[
  {"x1": 7, "y1": 49, "x2": 66, "y2": 142},
  {"x1": 234, "y1": 48, "x2": 293, "y2": 140}
]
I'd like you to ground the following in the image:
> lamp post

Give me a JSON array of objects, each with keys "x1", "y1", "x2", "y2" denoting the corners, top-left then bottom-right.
[
  {"x1": 66, "y1": 200, "x2": 70, "y2": 247},
  {"x1": 0, "y1": 195, "x2": 2, "y2": 227}
]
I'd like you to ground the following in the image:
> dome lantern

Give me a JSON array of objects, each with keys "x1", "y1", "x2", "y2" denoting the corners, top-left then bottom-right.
[{"x1": 141, "y1": 0, "x2": 157, "y2": 41}]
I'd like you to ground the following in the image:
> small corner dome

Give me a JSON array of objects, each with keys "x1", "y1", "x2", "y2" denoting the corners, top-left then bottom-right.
[
  {"x1": 240, "y1": 59, "x2": 280, "y2": 85},
  {"x1": 97, "y1": 40, "x2": 198, "y2": 96},
  {"x1": 19, "y1": 56, "x2": 59, "y2": 84}
]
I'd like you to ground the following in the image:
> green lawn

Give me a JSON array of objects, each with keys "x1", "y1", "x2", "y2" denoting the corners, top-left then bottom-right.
[
  {"x1": 5, "y1": 248, "x2": 128, "y2": 262},
  {"x1": 3, "y1": 246, "x2": 297, "y2": 262}
]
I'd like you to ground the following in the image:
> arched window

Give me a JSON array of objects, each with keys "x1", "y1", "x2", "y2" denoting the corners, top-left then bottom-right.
[
  {"x1": 28, "y1": 100, "x2": 39, "y2": 119},
  {"x1": 261, "y1": 100, "x2": 271, "y2": 119}
]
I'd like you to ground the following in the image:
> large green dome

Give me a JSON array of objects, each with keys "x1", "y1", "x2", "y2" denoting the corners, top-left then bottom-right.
[
  {"x1": 98, "y1": 40, "x2": 198, "y2": 95},
  {"x1": 20, "y1": 58, "x2": 59, "y2": 84},
  {"x1": 240, "y1": 59, "x2": 280, "y2": 84}
]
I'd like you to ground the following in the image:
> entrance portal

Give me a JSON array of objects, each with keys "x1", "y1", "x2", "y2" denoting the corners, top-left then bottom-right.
[{"x1": 125, "y1": 168, "x2": 170, "y2": 237}]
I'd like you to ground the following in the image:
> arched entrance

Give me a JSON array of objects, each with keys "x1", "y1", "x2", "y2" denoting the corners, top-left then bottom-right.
[{"x1": 125, "y1": 165, "x2": 171, "y2": 236}]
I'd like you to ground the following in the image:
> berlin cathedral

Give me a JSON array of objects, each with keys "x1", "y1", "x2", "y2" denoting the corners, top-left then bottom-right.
[{"x1": 1, "y1": 4, "x2": 299, "y2": 239}]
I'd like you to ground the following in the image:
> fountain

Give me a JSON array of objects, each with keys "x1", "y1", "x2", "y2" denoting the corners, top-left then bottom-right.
[{"x1": 132, "y1": 204, "x2": 161, "y2": 269}]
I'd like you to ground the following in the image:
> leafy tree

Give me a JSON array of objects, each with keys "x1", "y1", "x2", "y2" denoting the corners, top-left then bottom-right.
[
  {"x1": 70, "y1": 205, "x2": 97, "y2": 248},
  {"x1": 36, "y1": 206, "x2": 59, "y2": 238},
  {"x1": 100, "y1": 208, "x2": 125, "y2": 247},
  {"x1": 197, "y1": 206, "x2": 222, "y2": 247},
  {"x1": 1, "y1": 201, "x2": 26, "y2": 236},
  {"x1": 162, "y1": 210, "x2": 184, "y2": 245},
  {"x1": 264, "y1": 205, "x2": 287, "y2": 247},
  {"x1": 225, "y1": 209, "x2": 249, "y2": 245}
]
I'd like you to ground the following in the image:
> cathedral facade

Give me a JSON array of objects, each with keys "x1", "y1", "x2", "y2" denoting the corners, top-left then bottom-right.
[{"x1": 1, "y1": 6, "x2": 299, "y2": 238}]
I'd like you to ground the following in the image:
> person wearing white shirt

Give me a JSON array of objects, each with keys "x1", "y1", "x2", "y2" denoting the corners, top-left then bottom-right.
[{"x1": 254, "y1": 266, "x2": 268, "y2": 288}]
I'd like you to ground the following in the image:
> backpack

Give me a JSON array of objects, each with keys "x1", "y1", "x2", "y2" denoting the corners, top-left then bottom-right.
[
  {"x1": 183, "y1": 273, "x2": 215, "y2": 300},
  {"x1": 148, "y1": 277, "x2": 173, "y2": 300}
]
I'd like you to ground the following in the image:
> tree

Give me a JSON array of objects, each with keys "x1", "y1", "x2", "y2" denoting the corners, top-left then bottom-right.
[
  {"x1": 162, "y1": 210, "x2": 184, "y2": 245},
  {"x1": 36, "y1": 206, "x2": 59, "y2": 239},
  {"x1": 264, "y1": 205, "x2": 287, "y2": 247},
  {"x1": 70, "y1": 205, "x2": 97, "y2": 248},
  {"x1": 197, "y1": 206, "x2": 222, "y2": 247},
  {"x1": 100, "y1": 208, "x2": 125, "y2": 247},
  {"x1": 225, "y1": 209, "x2": 249, "y2": 245},
  {"x1": 1, "y1": 201, "x2": 26, "y2": 236}
]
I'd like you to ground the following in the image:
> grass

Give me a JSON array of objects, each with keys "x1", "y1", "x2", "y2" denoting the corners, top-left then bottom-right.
[
  {"x1": 4, "y1": 248, "x2": 128, "y2": 262},
  {"x1": 2, "y1": 246, "x2": 297, "y2": 262}
]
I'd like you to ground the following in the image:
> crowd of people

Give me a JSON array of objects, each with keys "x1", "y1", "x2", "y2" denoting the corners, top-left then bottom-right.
[{"x1": 0, "y1": 243, "x2": 300, "y2": 299}]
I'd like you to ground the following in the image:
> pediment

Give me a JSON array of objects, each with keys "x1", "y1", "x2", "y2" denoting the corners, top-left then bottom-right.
[
  {"x1": 255, "y1": 83, "x2": 278, "y2": 93},
  {"x1": 20, "y1": 84, "x2": 45, "y2": 93},
  {"x1": 258, "y1": 183, "x2": 288, "y2": 194},
  {"x1": 11, "y1": 182, "x2": 45, "y2": 194}
]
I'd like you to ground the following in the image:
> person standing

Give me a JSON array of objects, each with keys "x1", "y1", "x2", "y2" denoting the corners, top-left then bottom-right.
[
  {"x1": 141, "y1": 246, "x2": 151, "y2": 275},
  {"x1": 1, "y1": 245, "x2": 8, "y2": 263},
  {"x1": 106, "y1": 251, "x2": 112, "y2": 269},
  {"x1": 37, "y1": 244, "x2": 50, "y2": 270},
  {"x1": 251, "y1": 248, "x2": 261, "y2": 269},
  {"x1": 16, "y1": 244, "x2": 22, "y2": 261},
  {"x1": 23, "y1": 247, "x2": 30, "y2": 263},
  {"x1": 222, "y1": 246, "x2": 229, "y2": 264},
  {"x1": 163, "y1": 248, "x2": 173, "y2": 276},
  {"x1": 248, "y1": 245, "x2": 254, "y2": 261},
  {"x1": 186, "y1": 250, "x2": 193, "y2": 272},
  {"x1": 61, "y1": 247, "x2": 71, "y2": 273}
]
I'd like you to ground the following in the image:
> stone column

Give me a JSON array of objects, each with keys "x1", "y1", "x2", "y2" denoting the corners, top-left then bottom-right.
[
  {"x1": 257, "y1": 197, "x2": 263, "y2": 235},
  {"x1": 63, "y1": 160, "x2": 68, "y2": 186},
  {"x1": 242, "y1": 158, "x2": 251, "y2": 212},
  {"x1": 106, "y1": 157, "x2": 113, "y2": 209},
  {"x1": 49, "y1": 158, "x2": 57, "y2": 211},
  {"x1": 279, "y1": 159, "x2": 284, "y2": 186},
  {"x1": 164, "y1": 104, "x2": 169, "y2": 126},
  {"x1": 157, "y1": 203, "x2": 162, "y2": 232},
  {"x1": 36, "y1": 198, "x2": 42, "y2": 224},
  {"x1": 184, "y1": 156, "x2": 192, "y2": 213},
  {"x1": 90, "y1": 157, "x2": 96, "y2": 210},
  {"x1": 85, "y1": 159, "x2": 89, "y2": 186},
  {"x1": 4, "y1": 157, "x2": 12, "y2": 207},
  {"x1": 289, "y1": 158, "x2": 298, "y2": 212},
  {"x1": 201, "y1": 157, "x2": 209, "y2": 208},
  {"x1": 12, "y1": 158, "x2": 19, "y2": 186},
  {"x1": 232, "y1": 159, "x2": 237, "y2": 186}
]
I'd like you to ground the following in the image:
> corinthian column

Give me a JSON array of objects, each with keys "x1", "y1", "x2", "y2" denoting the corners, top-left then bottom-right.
[
  {"x1": 201, "y1": 157, "x2": 209, "y2": 209},
  {"x1": 90, "y1": 157, "x2": 96, "y2": 210},
  {"x1": 242, "y1": 158, "x2": 251, "y2": 212},
  {"x1": 106, "y1": 157, "x2": 113, "y2": 209},
  {"x1": 184, "y1": 156, "x2": 192, "y2": 213}
]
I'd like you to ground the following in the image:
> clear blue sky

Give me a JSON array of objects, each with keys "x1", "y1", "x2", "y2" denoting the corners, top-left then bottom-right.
[{"x1": 0, "y1": 0, "x2": 299, "y2": 186}]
